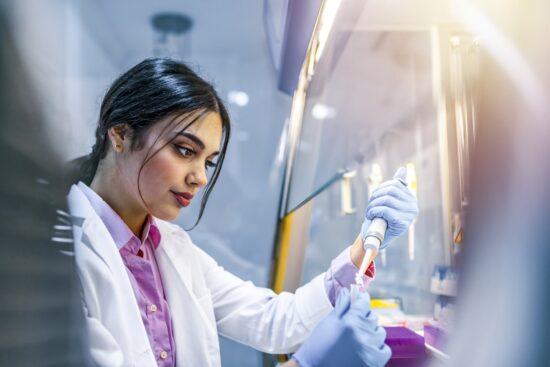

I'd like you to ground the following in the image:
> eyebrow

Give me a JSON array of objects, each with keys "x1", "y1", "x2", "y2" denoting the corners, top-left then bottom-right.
[{"x1": 177, "y1": 131, "x2": 220, "y2": 156}]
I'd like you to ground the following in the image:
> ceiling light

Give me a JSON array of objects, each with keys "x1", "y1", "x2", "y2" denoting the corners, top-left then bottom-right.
[
  {"x1": 151, "y1": 13, "x2": 193, "y2": 59},
  {"x1": 228, "y1": 90, "x2": 249, "y2": 107},
  {"x1": 311, "y1": 103, "x2": 336, "y2": 120}
]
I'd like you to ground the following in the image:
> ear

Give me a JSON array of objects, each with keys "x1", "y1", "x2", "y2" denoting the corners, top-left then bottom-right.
[{"x1": 107, "y1": 124, "x2": 130, "y2": 153}]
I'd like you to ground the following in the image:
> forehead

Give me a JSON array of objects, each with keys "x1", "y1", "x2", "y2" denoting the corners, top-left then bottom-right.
[
  {"x1": 183, "y1": 112, "x2": 223, "y2": 143},
  {"x1": 155, "y1": 111, "x2": 223, "y2": 152},
  {"x1": 185, "y1": 112, "x2": 223, "y2": 152}
]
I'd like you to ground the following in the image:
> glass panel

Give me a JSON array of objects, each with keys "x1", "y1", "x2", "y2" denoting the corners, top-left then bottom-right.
[
  {"x1": 288, "y1": 30, "x2": 436, "y2": 212},
  {"x1": 300, "y1": 134, "x2": 446, "y2": 314},
  {"x1": 292, "y1": 30, "x2": 448, "y2": 314}
]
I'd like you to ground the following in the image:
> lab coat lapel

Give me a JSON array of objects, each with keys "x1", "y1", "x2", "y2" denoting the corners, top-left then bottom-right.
[
  {"x1": 156, "y1": 227, "x2": 193, "y2": 293},
  {"x1": 82, "y1": 217, "x2": 156, "y2": 364},
  {"x1": 155, "y1": 225, "x2": 220, "y2": 367},
  {"x1": 69, "y1": 185, "x2": 128, "y2": 274},
  {"x1": 69, "y1": 185, "x2": 117, "y2": 269}
]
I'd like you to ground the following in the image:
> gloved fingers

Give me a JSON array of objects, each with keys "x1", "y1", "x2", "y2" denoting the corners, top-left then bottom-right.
[
  {"x1": 392, "y1": 166, "x2": 407, "y2": 181},
  {"x1": 334, "y1": 288, "x2": 351, "y2": 318},
  {"x1": 374, "y1": 344, "x2": 392, "y2": 366},
  {"x1": 366, "y1": 195, "x2": 415, "y2": 214},
  {"x1": 346, "y1": 290, "x2": 371, "y2": 317},
  {"x1": 366, "y1": 203, "x2": 418, "y2": 226},
  {"x1": 366, "y1": 206, "x2": 410, "y2": 227},
  {"x1": 369, "y1": 180, "x2": 414, "y2": 202},
  {"x1": 369, "y1": 178, "x2": 399, "y2": 193},
  {"x1": 365, "y1": 308, "x2": 380, "y2": 323},
  {"x1": 359, "y1": 343, "x2": 392, "y2": 367},
  {"x1": 347, "y1": 317, "x2": 380, "y2": 336},
  {"x1": 351, "y1": 314, "x2": 383, "y2": 338},
  {"x1": 372, "y1": 323, "x2": 387, "y2": 344},
  {"x1": 368, "y1": 187, "x2": 414, "y2": 213}
]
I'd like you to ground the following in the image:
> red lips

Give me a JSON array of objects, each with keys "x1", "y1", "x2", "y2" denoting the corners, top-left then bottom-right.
[{"x1": 172, "y1": 191, "x2": 193, "y2": 207}]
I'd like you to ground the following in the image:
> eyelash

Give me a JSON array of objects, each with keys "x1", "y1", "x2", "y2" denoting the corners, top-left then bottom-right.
[{"x1": 174, "y1": 144, "x2": 217, "y2": 171}]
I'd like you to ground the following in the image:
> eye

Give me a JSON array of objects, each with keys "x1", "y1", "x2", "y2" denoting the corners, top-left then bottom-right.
[
  {"x1": 175, "y1": 144, "x2": 196, "y2": 158},
  {"x1": 205, "y1": 160, "x2": 217, "y2": 171}
]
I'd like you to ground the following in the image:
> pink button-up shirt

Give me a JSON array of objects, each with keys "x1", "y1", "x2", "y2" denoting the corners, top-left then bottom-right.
[{"x1": 78, "y1": 182, "x2": 175, "y2": 366}]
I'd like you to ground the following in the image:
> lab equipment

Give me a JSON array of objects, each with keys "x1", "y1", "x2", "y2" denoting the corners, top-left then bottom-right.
[
  {"x1": 292, "y1": 288, "x2": 391, "y2": 367},
  {"x1": 384, "y1": 326, "x2": 427, "y2": 367},
  {"x1": 355, "y1": 217, "x2": 387, "y2": 287},
  {"x1": 367, "y1": 164, "x2": 384, "y2": 197},
  {"x1": 341, "y1": 170, "x2": 357, "y2": 214},
  {"x1": 424, "y1": 323, "x2": 449, "y2": 353},
  {"x1": 355, "y1": 167, "x2": 415, "y2": 287},
  {"x1": 405, "y1": 163, "x2": 418, "y2": 261},
  {"x1": 430, "y1": 266, "x2": 458, "y2": 297}
]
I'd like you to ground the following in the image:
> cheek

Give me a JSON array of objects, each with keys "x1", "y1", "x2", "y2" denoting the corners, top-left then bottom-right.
[{"x1": 139, "y1": 151, "x2": 183, "y2": 197}]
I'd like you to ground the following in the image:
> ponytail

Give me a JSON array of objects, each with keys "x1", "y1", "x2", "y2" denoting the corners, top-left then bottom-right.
[{"x1": 69, "y1": 128, "x2": 106, "y2": 185}]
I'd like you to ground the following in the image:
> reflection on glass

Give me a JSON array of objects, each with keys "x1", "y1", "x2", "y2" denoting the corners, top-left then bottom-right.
[
  {"x1": 293, "y1": 30, "x2": 447, "y2": 314},
  {"x1": 288, "y1": 31, "x2": 435, "y2": 212},
  {"x1": 449, "y1": 34, "x2": 478, "y2": 210}
]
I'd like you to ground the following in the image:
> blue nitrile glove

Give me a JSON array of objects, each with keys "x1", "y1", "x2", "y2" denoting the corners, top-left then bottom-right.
[
  {"x1": 292, "y1": 288, "x2": 391, "y2": 367},
  {"x1": 361, "y1": 167, "x2": 419, "y2": 249}
]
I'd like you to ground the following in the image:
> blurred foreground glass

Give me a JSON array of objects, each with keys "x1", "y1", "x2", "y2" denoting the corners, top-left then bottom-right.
[{"x1": 0, "y1": 5, "x2": 88, "y2": 366}]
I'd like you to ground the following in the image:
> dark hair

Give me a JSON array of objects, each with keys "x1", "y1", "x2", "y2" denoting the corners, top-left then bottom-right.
[{"x1": 77, "y1": 58, "x2": 231, "y2": 227}]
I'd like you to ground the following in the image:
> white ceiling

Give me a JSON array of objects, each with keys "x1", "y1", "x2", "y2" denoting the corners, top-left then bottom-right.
[{"x1": 73, "y1": 0, "x2": 269, "y2": 72}]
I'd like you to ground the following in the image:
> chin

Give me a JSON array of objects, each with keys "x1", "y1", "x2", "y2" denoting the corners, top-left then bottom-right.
[
  {"x1": 165, "y1": 212, "x2": 179, "y2": 221},
  {"x1": 151, "y1": 207, "x2": 180, "y2": 222}
]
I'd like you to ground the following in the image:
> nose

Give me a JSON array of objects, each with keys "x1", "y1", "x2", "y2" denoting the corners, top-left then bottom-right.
[{"x1": 186, "y1": 162, "x2": 208, "y2": 188}]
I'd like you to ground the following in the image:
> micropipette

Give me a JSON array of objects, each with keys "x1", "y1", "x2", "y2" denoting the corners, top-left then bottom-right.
[
  {"x1": 354, "y1": 217, "x2": 387, "y2": 287},
  {"x1": 353, "y1": 175, "x2": 408, "y2": 290}
]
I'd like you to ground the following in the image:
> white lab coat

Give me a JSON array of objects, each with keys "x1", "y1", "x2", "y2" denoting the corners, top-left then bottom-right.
[{"x1": 68, "y1": 184, "x2": 333, "y2": 367}]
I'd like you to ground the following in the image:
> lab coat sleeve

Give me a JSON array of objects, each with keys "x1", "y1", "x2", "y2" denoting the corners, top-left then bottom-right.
[
  {"x1": 194, "y1": 245, "x2": 333, "y2": 354},
  {"x1": 82, "y1": 303, "x2": 124, "y2": 367}
]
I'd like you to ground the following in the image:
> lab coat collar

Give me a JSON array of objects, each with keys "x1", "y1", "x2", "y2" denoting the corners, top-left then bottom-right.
[{"x1": 68, "y1": 184, "x2": 116, "y2": 269}]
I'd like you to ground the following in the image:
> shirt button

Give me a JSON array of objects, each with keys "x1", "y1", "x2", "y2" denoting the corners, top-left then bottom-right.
[
  {"x1": 160, "y1": 351, "x2": 168, "y2": 359},
  {"x1": 149, "y1": 304, "x2": 158, "y2": 313}
]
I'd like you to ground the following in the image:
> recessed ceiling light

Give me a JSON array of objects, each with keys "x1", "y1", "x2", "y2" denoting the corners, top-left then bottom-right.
[
  {"x1": 312, "y1": 103, "x2": 336, "y2": 120},
  {"x1": 228, "y1": 90, "x2": 249, "y2": 107}
]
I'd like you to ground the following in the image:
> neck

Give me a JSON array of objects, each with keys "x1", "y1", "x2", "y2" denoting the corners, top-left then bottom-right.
[{"x1": 90, "y1": 167, "x2": 147, "y2": 238}]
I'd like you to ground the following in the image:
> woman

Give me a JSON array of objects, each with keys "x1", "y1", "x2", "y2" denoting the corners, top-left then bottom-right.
[{"x1": 69, "y1": 58, "x2": 417, "y2": 366}]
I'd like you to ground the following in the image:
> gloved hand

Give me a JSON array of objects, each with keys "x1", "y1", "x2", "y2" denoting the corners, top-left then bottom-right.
[
  {"x1": 292, "y1": 288, "x2": 391, "y2": 367},
  {"x1": 361, "y1": 167, "x2": 418, "y2": 249}
]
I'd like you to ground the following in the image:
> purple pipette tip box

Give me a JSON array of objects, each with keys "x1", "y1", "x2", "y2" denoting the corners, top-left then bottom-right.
[
  {"x1": 423, "y1": 324, "x2": 448, "y2": 352},
  {"x1": 384, "y1": 326, "x2": 427, "y2": 367}
]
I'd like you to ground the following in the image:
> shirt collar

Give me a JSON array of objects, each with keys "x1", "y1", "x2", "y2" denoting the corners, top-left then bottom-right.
[
  {"x1": 144, "y1": 216, "x2": 162, "y2": 250},
  {"x1": 77, "y1": 182, "x2": 162, "y2": 251}
]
